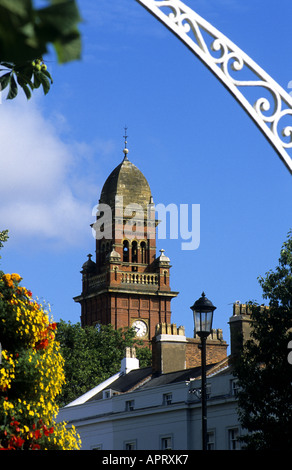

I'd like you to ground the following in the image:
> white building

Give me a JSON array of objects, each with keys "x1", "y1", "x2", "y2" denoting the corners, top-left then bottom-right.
[{"x1": 57, "y1": 307, "x2": 250, "y2": 450}]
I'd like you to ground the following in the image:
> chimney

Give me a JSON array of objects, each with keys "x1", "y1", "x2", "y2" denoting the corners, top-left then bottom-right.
[
  {"x1": 152, "y1": 323, "x2": 187, "y2": 374},
  {"x1": 229, "y1": 302, "x2": 270, "y2": 356},
  {"x1": 120, "y1": 347, "x2": 139, "y2": 374},
  {"x1": 228, "y1": 302, "x2": 254, "y2": 356}
]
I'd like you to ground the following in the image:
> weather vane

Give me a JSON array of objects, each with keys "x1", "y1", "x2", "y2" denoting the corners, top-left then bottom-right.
[
  {"x1": 123, "y1": 126, "x2": 128, "y2": 148},
  {"x1": 123, "y1": 126, "x2": 129, "y2": 158}
]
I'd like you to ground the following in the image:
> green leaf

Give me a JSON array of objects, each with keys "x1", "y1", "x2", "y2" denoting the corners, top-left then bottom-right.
[
  {"x1": 0, "y1": 0, "x2": 32, "y2": 18},
  {"x1": 0, "y1": 72, "x2": 11, "y2": 91},
  {"x1": 16, "y1": 64, "x2": 33, "y2": 82},
  {"x1": 21, "y1": 83, "x2": 32, "y2": 100},
  {"x1": 38, "y1": 72, "x2": 51, "y2": 95},
  {"x1": 16, "y1": 75, "x2": 32, "y2": 100},
  {"x1": 6, "y1": 74, "x2": 18, "y2": 100},
  {"x1": 42, "y1": 69, "x2": 53, "y2": 84},
  {"x1": 54, "y1": 32, "x2": 81, "y2": 63},
  {"x1": 37, "y1": 1, "x2": 82, "y2": 36},
  {"x1": 33, "y1": 71, "x2": 41, "y2": 89}
]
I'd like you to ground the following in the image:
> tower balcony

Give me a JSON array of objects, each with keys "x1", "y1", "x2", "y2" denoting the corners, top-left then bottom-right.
[
  {"x1": 84, "y1": 271, "x2": 160, "y2": 294},
  {"x1": 121, "y1": 272, "x2": 158, "y2": 286},
  {"x1": 87, "y1": 273, "x2": 107, "y2": 291}
]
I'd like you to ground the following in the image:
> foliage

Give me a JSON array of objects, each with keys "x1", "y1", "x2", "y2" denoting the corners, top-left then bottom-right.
[
  {"x1": 55, "y1": 321, "x2": 152, "y2": 407},
  {"x1": 0, "y1": 273, "x2": 81, "y2": 450},
  {"x1": 234, "y1": 231, "x2": 292, "y2": 450},
  {"x1": 0, "y1": 0, "x2": 81, "y2": 100},
  {"x1": 0, "y1": 58, "x2": 53, "y2": 100},
  {"x1": 135, "y1": 343, "x2": 153, "y2": 369},
  {"x1": 0, "y1": 230, "x2": 8, "y2": 261}
]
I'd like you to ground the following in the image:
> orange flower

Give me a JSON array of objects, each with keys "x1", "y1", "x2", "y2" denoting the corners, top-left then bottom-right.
[
  {"x1": 11, "y1": 274, "x2": 22, "y2": 283},
  {"x1": 35, "y1": 339, "x2": 49, "y2": 350},
  {"x1": 2, "y1": 274, "x2": 13, "y2": 288}
]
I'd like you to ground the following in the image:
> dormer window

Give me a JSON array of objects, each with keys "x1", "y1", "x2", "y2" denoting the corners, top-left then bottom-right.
[{"x1": 103, "y1": 389, "x2": 118, "y2": 399}]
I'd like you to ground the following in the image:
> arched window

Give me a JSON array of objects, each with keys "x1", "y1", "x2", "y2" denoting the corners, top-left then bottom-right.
[
  {"x1": 123, "y1": 240, "x2": 129, "y2": 262},
  {"x1": 164, "y1": 270, "x2": 167, "y2": 285},
  {"x1": 132, "y1": 241, "x2": 138, "y2": 263},
  {"x1": 140, "y1": 241, "x2": 147, "y2": 264}
]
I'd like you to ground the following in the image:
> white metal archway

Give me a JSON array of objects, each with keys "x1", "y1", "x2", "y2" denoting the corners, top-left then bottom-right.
[{"x1": 135, "y1": 0, "x2": 292, "y2": 175}]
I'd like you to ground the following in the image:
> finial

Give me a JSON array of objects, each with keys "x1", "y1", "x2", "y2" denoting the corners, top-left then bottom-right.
[
  {"x1": 123, "y1": 126, "x2": 129, "y2": 160},
  {"x1": 158, "y1": 248, "x2": 170, "y2": 263}
]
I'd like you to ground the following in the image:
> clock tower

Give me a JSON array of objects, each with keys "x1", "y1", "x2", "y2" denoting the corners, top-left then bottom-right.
[{"x1": 74, "y1": 136, "x2": 178, "y2": 343}]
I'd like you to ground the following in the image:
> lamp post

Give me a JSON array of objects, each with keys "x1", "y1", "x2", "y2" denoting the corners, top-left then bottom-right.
[{"x1": 190, "y1": 292, "x2": 216, "y2": 450}]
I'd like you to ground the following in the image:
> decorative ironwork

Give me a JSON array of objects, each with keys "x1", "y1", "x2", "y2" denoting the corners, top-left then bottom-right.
[{"x1": 135, "y1": 0, "x2": 292, "y2": 175}]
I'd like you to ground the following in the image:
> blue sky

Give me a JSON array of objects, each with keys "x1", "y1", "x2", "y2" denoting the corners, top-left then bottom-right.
[{"x1": 0, "y1": 0, "x2": 292, "y2": 351}]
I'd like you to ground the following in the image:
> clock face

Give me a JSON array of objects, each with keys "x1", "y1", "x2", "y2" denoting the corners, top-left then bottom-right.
[{"x1": 132, "y1": 320, "x2": 148, "y2": 338}]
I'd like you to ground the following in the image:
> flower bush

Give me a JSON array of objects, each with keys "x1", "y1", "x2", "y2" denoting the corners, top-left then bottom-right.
[{"x1": 0, "y1": 273, "x2": 81, "y2": 450}]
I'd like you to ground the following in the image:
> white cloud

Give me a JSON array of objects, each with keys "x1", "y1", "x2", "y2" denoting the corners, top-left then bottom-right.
[{"x1": 0, "y1": 98, "x2": 113, "y2": 249}]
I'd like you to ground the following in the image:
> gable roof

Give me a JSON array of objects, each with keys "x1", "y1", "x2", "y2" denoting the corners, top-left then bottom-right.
[
  {"x1": 87, "y1": 367, "x2": 153, "y2": 402},
  {"x1": 86, "y1": 363, "x2": 222, "y2": 402},
  {"x1": 65, "y1": 355, "x2": 233, "y2": 407}
]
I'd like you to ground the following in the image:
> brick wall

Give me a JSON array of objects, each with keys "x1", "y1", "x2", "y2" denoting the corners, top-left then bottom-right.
[{"x1": 186, "y1": 334, "x2": 228, "y2": 368}]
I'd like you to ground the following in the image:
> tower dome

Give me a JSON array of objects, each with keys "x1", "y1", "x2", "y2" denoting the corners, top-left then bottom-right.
[{"x1": 99, "y1": 153, "x2": 153, "y2": 213}]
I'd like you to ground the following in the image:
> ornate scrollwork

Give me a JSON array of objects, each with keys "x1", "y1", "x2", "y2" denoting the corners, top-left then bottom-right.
[{"x1": 136, "y1": 0, "x2": 292, "y2": 174}]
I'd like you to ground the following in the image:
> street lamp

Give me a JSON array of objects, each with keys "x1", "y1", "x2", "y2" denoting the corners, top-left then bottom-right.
[{"x1": 190, "y1": 292, "x2": 216, "y2": 450}]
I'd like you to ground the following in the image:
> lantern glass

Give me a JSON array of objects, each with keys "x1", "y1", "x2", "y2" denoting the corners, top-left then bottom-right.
[
  {"x1": 194, "y1": 310, "x2": 214, "y2": 337},
  {"x1": 190, "y1": 292, "x2": 216, "y2": 338}
]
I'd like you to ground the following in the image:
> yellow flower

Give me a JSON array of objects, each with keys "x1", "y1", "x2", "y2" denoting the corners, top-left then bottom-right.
[
  {"x1": 11, "y1": 273, "x2": 22, "y2": 282},
  {"x1": 0, "y1": 272, "x2": 81, "y2": 450},
  {"x1": 2, "y1": 273, "x2": 13, "y2": 287},
  {"x1": 3, "y1": 400, "x2": 14, "y2": 411}
]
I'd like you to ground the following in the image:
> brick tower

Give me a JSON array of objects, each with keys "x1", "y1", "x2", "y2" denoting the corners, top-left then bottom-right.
[{"x1": 74, "y1": 137, "x2": 178, "y2": 342}]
